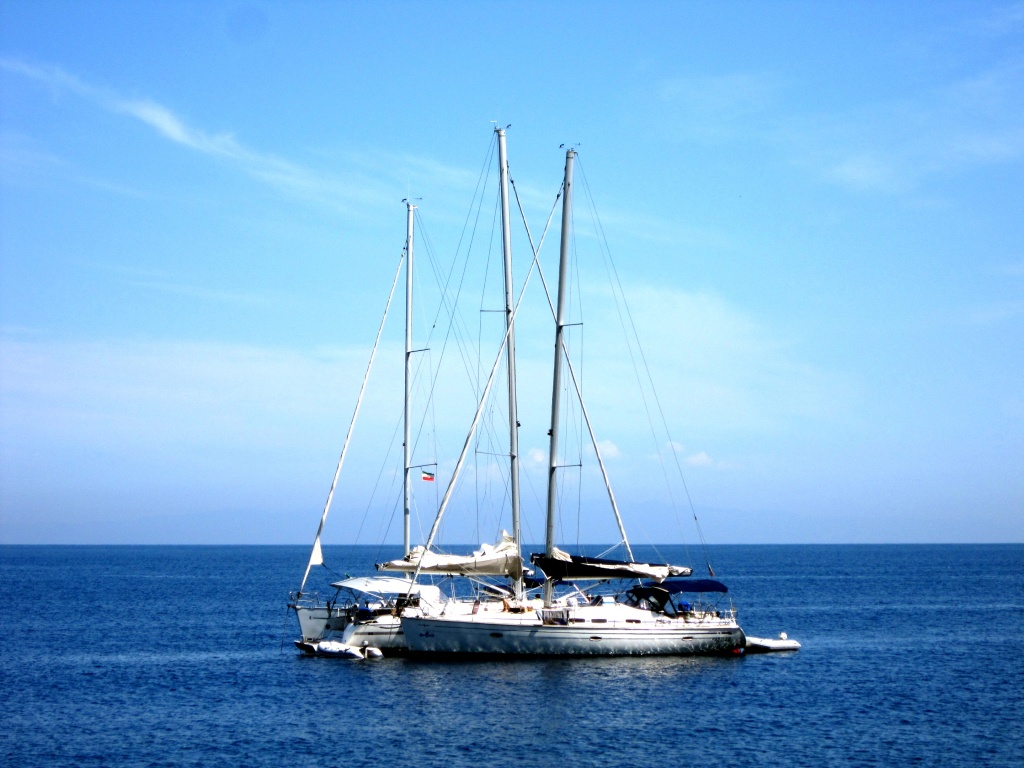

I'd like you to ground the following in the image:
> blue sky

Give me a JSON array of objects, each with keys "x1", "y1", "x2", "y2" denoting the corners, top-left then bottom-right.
[{"x1": 1, "y1": 1, "x2": 1022, "y2": 546}]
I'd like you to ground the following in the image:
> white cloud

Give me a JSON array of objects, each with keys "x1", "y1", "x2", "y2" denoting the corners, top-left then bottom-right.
[
  {"x1": 684, "y1": 451, "x2": 713, "y2": 467},
  {"x1": 568, "y1": 281, "x2": 856, "y2": 437},
  {"x1": 827, "y1": 153, "x2": 901, "y2": 193}
]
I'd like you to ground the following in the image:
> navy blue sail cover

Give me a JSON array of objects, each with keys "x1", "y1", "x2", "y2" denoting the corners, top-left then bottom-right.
[
  {"x1": 647, "y1": 579, "x2": 729, "y2": 593},
  {"x1": 530, "y1": 553, "x2": 682, "y2": 581}
]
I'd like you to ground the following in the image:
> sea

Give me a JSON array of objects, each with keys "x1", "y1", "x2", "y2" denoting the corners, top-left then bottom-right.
[{"x1": 1, "y1": 544, "x2": 1021, "y2": 767}]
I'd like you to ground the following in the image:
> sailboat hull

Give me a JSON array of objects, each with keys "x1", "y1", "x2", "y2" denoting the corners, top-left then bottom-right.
[
  {"x1": 293, "y1": 615, "x2": 410, "y2": 656},
  {"x1": 401, "y1": 610, "x2": 746, "y2": 657},
  {"x1": 341, "y1": 615, "x2": 408, "y2": 653},
  {"x1": 293, "y1": 605, "x2": 344, "y2": 642}
]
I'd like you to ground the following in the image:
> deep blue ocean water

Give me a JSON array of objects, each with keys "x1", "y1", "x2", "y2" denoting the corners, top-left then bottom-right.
[{"x1": 1, "y1": 544, "x2": 1022, "y2": 767}]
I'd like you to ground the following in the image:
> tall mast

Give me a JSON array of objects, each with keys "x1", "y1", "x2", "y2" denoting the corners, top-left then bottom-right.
[
  {"x1": 544, "y1": 148, "x2": 575, "y2": 606},
  {"x1": 403, "y1": 201, "x2": 415, "y2": 556},
  {"x1": 496, "y1": 127, "x2": 523, "y2": 599}
]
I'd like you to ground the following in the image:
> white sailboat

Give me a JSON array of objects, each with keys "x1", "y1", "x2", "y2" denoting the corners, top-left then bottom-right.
[
  {"x1": 288, "y1": 128, "x2": 529, "y2": 656},
  {"x1": 400, "y1": 147, "x2": 747, "y2": 656}
]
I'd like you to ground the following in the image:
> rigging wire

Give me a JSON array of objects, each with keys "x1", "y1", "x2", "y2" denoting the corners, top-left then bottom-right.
[
  {"x1": 308, "y1": 135, "x2": 548, "y2": 571},
  {"x1": 511, "y1": 174, "x2": 634, "y2": 559},
  {"x1": 474, "y1": 184, "x2": 504, "y2": 546},
  {"x1": 354, "y1": 405, "x2": 403, "y2": 547},
  {"x1": 402, "y1": 135, "x2": 516, "y2": 554},
  {"x1": 408, "y1": 205, "x2": 488, "y2": 551},
  {"x1": 415, "y1": 212, "x2": 480, "y2": 406},
  {"x1": 566, "y1": 197, "x2": 586, "y2": 551},
  {"x1": 576, "y1": 157, "x2": 715, "y2": 575},
  {"x1": 410, "y1": 163, "x2": 510, "y2": 506},
  {"x1": 415, "y1": 137, "x2": 500, "y2": 400},
  {"x1": 577, "y1": 162, "x2": 677, "y2": 561},
  {"x1": 402, "y1": 178, "x2": 557, "y2": 591}
]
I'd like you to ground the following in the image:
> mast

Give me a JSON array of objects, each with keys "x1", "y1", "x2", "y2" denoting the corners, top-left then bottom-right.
[
  {"x1": 544, "y1": 148, "x2": 575, "y2": 606},
  {"x1": 403, "y1": 201, "x2": 415, "y2": 556},
  {"x1": 496, "y1": 128, "x2": 523, "y2": 600}
]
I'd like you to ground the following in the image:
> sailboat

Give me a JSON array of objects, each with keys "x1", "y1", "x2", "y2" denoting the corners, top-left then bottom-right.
[
  {"x1": 399, "y1": 147, "x2": 748, "y2": 656},
  {"x1": 288, "y1": 128, "x2": 529, "y2": 656}
]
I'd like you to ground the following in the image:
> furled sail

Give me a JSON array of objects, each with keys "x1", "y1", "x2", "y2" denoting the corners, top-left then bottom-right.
[
  {"x1": 646, "y1": 578, "x2": 729, "y2": 593},
  {"x1": 377, "y1": 532, "x2": 523, "y2": 577},
  {"x1": 530, "y1": 547, "x2": 692, "y2": 582}
]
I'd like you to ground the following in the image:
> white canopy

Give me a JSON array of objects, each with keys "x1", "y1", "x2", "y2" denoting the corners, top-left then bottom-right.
[{"x1": 330, "y1": 576, "x2": 432, "y2": 596}]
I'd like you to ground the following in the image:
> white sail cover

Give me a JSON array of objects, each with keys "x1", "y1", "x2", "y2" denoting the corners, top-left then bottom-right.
[{"x1": 377, "y1": 532, "x2": 522, "y2": 577}]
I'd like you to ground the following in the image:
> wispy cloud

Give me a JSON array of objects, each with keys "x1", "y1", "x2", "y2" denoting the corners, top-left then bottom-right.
[
  {"x1": 0, "y1": 336, "x2": 367, "y2": 448},
  {"x1": 965, "y1": 299, "x2": 1024, "y2": 326},
  {"x1": 114, "y1": 98, "x2": 238, "y2": 155},
  {"x1": 572, "y1": 282, "x2": 857, "y2": 437},
  {"x1": 826, "y1": 153, "x2": 902, "y2": 193},
  {"x1": 0, "y1": 57, "x2": 474, "y2": 213},
  {"x1": 998, "y1": 261, "x2": 1024, "y2": 277},
  {"x1": 0, "y1": 130, "x2": 62, "y2": 170},
  {"x1": 0, "y1": 129, "x2": 148, "y2": 197},
  {"x1": 972, "y1": 1, "x2": 1024, "y2": 35},
  {"x1": 800, "y1": 57, "x2": 1024, "y2": 194},
  {"x1": 125, "y1": 278, "x2": 270, "y2": 307},
  {"x1": 657, "y1": 71, "x2": 783, "y2": 142},
  {"x1": 651, "y1": 22, "x2": 1024, "y2": 196}
]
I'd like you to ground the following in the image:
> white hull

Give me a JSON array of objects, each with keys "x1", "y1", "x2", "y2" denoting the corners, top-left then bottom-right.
[
  {"x1": 293, "y1": 605, "x2": 349, "y2": 642},
  {"x1": 295, "y1": 598, "x2": 499, "y2": 655},
  {"x1": 342, "y1": 614, "x2": 407, "y2": 651},
  {"x1": 294, "y1": 611, "x2": 408, "y2": 654},
  {"x1": 402, "y1": 604, "x2": 745, "y2": 657}
]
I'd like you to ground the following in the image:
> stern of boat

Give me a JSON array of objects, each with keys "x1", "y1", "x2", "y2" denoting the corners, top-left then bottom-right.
[{"x1": 288, "y1": 593, "x2": 352, "y2": 643}]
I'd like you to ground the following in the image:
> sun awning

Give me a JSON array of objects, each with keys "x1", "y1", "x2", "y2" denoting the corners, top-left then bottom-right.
[{"x1": 329, "y1": 576, "x2": 426, "y2": 595}]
